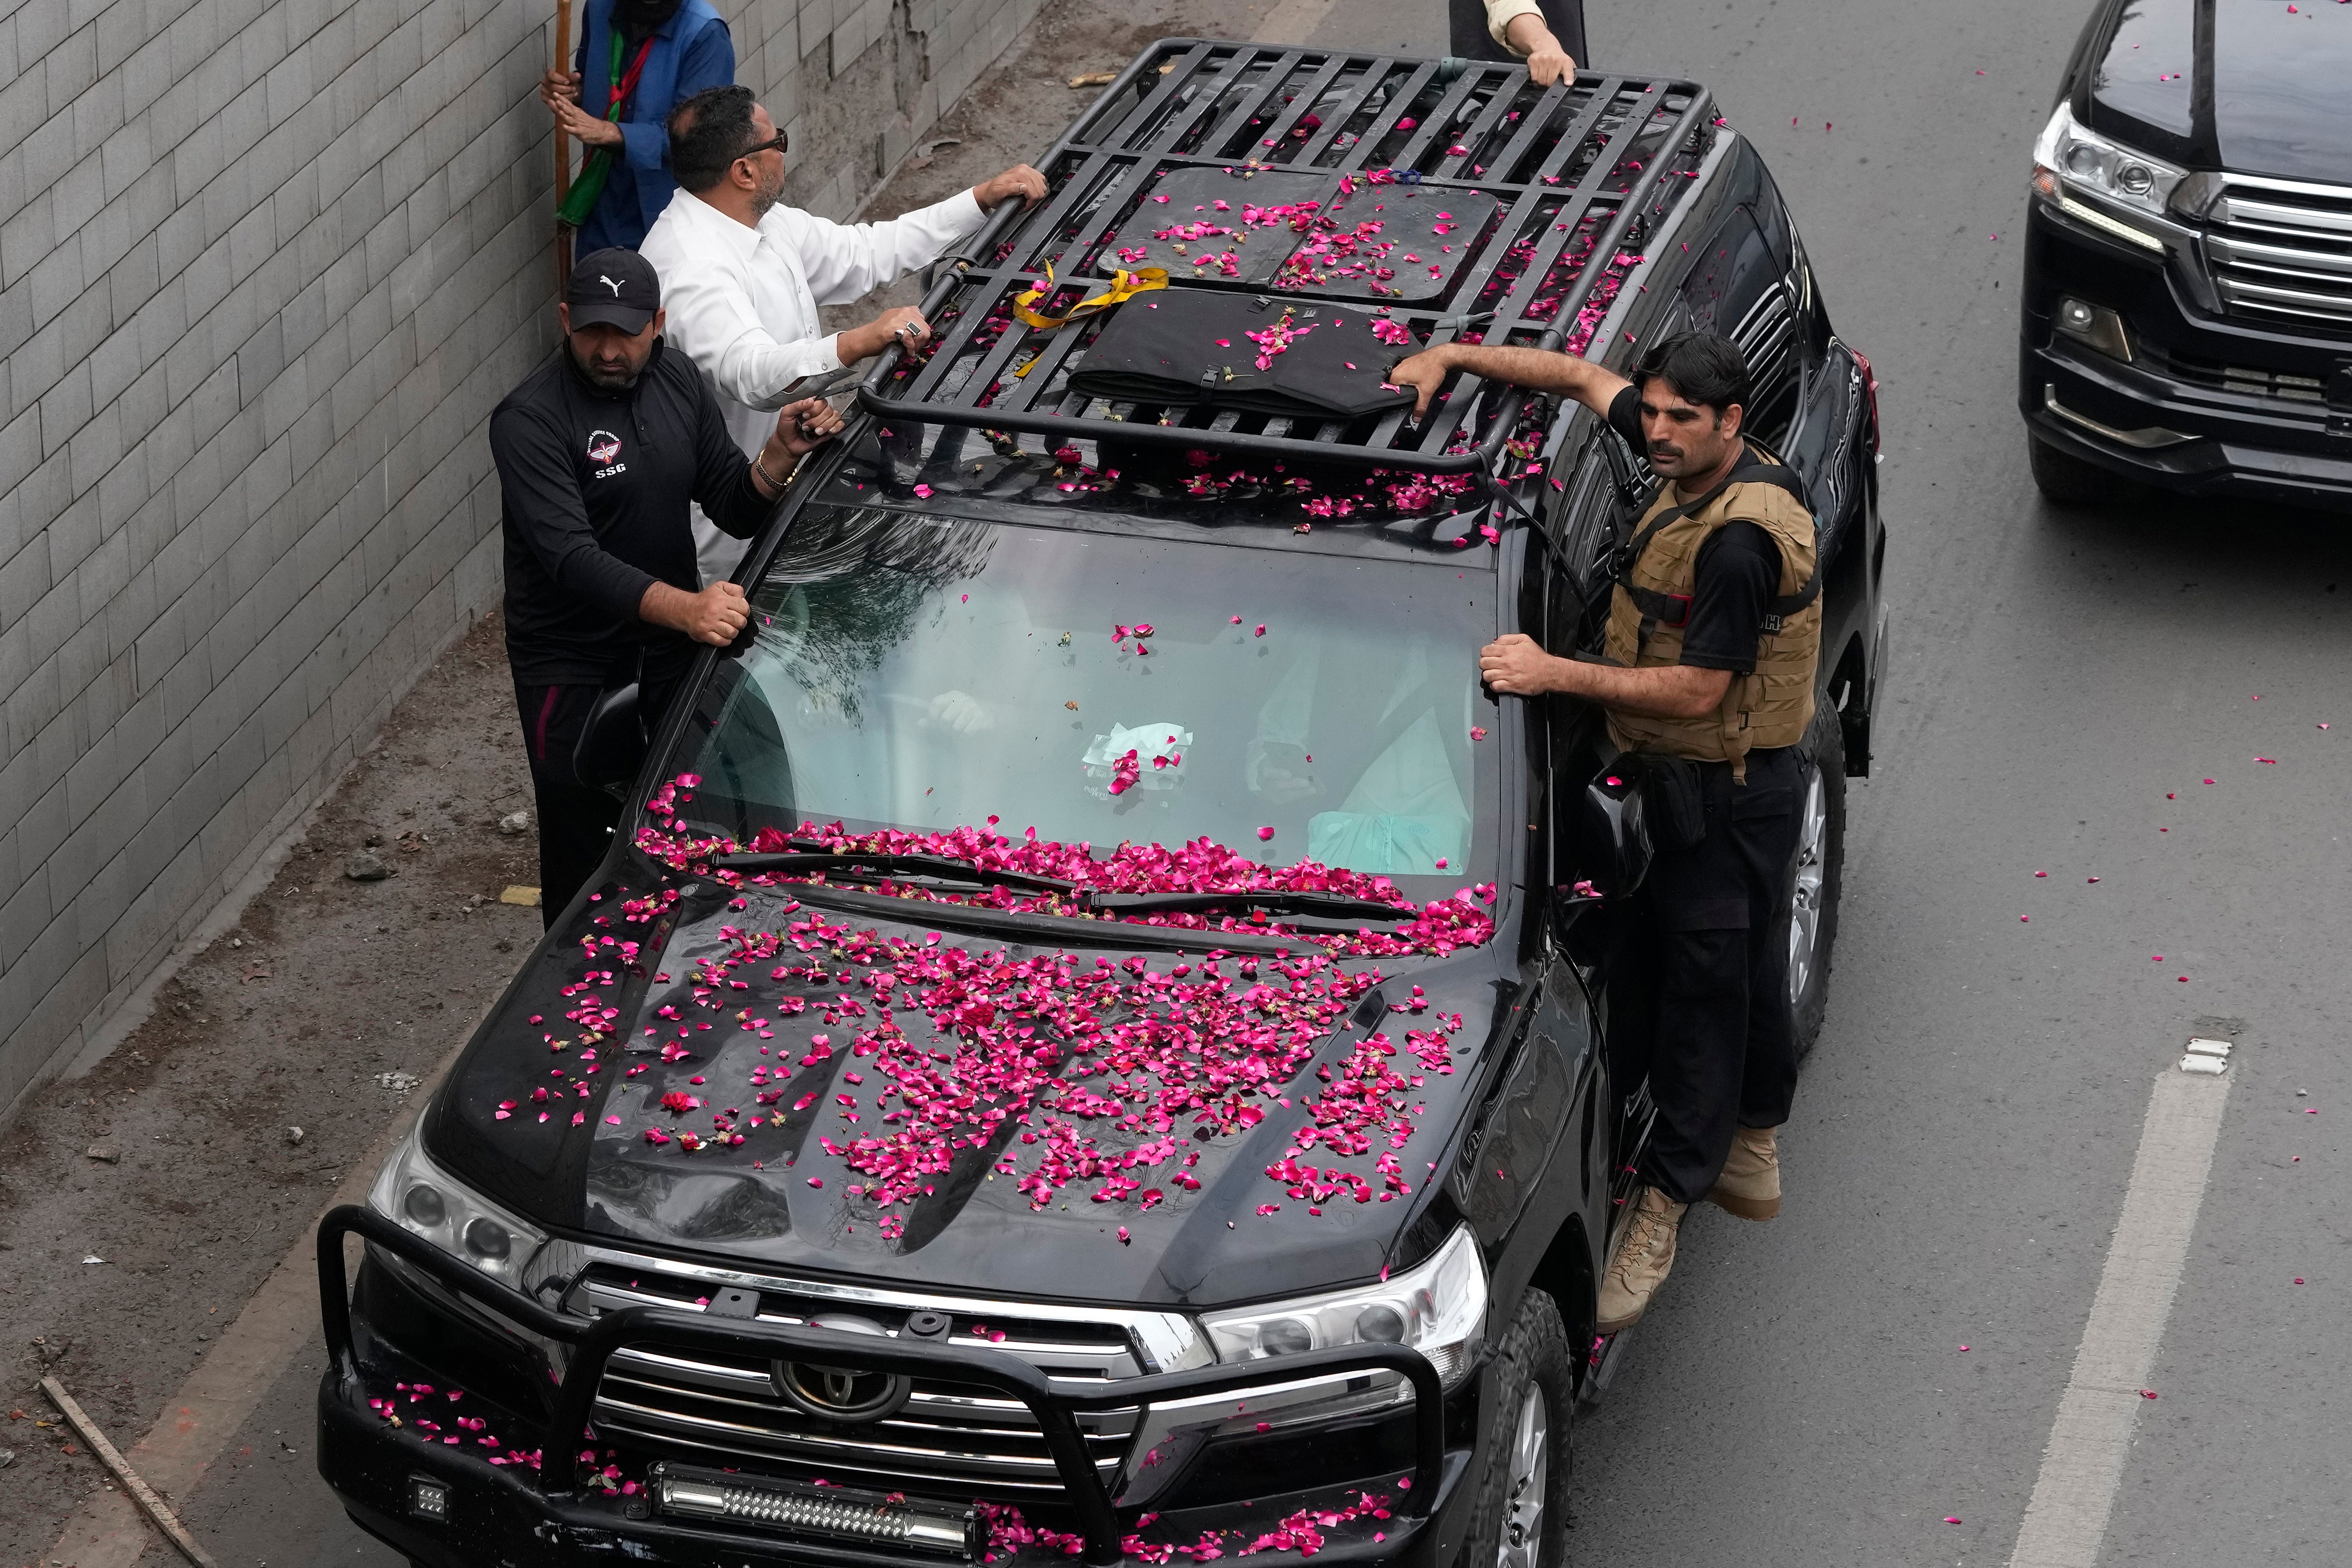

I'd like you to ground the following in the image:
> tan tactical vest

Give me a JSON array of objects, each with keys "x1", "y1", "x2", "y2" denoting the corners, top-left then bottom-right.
[{"x1": 1601, "y1": 447, "x2": 1822, "y2": 781}]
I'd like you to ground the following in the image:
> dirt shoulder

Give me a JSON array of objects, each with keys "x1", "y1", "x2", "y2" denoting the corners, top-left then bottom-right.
[{"x1": 0, "y1": 612, "x2": 542, "y2": 1550}]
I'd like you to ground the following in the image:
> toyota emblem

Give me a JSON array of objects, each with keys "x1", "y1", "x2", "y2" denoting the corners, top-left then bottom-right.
[{"x1": 774, "y1": 1314, "x2": 913, "y2": 1423}]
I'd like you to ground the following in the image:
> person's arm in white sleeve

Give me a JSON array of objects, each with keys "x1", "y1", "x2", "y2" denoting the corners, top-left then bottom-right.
[
  {"x1": 774, "y1": 190, "x2": 988, "y2": 308},
  {"x1": 659, "y1": 251, "x2": 851, "y2": 409},
  {"x1": 1485, "y1": 0, "x2": 1577, "y2": 81}
]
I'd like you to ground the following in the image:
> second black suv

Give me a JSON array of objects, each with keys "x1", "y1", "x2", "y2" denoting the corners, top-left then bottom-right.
[
  {"x1": 316, "y1": 41, "x2": 1886, "y2": 1568},
  {"x1": 2021, "y1": 0, "x2": 2352, "y2": 511}
]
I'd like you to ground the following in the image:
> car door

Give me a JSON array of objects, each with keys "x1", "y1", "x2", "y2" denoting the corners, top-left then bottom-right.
[{"x1": 1530, "y1": 412, "x2": 1658, "y2": 1237}]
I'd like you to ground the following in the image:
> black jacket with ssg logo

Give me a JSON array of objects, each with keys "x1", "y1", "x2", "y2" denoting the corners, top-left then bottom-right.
[{"x1": 490, "y1": 338, "x2": 778, "y2": 686}]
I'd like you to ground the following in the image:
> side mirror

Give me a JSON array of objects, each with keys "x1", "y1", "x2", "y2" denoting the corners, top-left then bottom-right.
[
  {"x1": 574, "y1": 682, "x2": 646, "y2": 800},
  {"x1": 1572, "y1": 765, "x2": 1651, "y2": 903}
]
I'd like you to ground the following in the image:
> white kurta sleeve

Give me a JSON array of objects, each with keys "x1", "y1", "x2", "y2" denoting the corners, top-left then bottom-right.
[
  {"x1": 1484, "y1": 0, "x2": 1545, "y2": 50},
  {"x1": 659, "y1": 257, "x2": 847, "y2": 409},
  {"x1": 778, "y1": 190, "x2": 988, "y2": 308}
]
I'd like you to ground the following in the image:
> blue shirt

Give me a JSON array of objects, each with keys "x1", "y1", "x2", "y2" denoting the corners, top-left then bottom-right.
[{"x1": 573, "y1": 0, "x2": 734, "y2": 254}]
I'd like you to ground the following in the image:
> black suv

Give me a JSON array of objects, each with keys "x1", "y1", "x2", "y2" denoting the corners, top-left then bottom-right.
[
  {"x1": 316, "y1": 41, "x2": 1886, "y2": 1568},
  {"x1": 2021, "y1": 0, "x2": 2352, "y2": 510}
]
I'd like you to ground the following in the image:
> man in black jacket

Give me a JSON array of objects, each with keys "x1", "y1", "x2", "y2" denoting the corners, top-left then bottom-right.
[{"x1": 491, "y1": 247, "x2": 841, "y2": 926}]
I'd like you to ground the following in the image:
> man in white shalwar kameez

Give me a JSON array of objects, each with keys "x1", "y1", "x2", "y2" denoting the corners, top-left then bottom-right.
[{"x1": 640, "y1": 83, "x2": 1046, "y2": 585}]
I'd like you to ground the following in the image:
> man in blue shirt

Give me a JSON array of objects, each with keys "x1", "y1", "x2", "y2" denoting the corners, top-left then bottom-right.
[{"x1": 540, "y1": 0, "x2": 734, "y2": 254}]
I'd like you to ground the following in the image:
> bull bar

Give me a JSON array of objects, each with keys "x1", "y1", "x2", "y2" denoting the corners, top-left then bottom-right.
[{"x1": 318, "y1": 1204, "x2": 1448, "y2": 1566}]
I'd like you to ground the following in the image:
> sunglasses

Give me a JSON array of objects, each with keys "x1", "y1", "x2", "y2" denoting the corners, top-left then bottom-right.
[{"x1": 735, "y1": 131, "x2": 789, "y2": 162}]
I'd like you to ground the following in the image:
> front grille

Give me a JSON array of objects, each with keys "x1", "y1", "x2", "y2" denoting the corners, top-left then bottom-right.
[
  {"x1": 2204, "y1": 177, "x2": 2352, "y2": 331},
  {"x1": 2164, "y1": 350, "x2": 2329, "y2": 405},
  {"x1": 576, "y1": 1265, "x2": 1141, "y2": 1500}
]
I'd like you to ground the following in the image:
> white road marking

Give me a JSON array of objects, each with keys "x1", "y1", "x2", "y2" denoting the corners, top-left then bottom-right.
[
  {"x1": 2006, "y1": 1061, "x2": 2235, "y2": 1568},
  {"x1": 1253, "y1": 0, "x2": 1336, "y2": 45},
  {"x1": 43, "y1": 1028, "x2": 475, "y2": 1568}
]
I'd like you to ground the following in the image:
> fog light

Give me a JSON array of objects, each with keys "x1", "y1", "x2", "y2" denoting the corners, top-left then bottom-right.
[
  {"x1": 408, "y1": 1474, "x2": 450, "y2": 1521},
  {"x1": 2053, "y1": 296, "x2": 2133, "y2": 363}
]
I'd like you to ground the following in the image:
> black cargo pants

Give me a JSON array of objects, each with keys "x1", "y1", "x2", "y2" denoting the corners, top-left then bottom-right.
[
  {"x1": 1607, "y1": 744, "x2": 1804, "y2": 1205},
  {"x1": 1448, "y1": 0, "x2": 1589, "y2": 68},
  {"x1": 511, "y1": 671, "x2": 682, "y2": 931}
]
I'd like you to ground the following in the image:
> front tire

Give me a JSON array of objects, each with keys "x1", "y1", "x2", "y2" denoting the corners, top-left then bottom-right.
[
  {"x1": 1786, "y1": 699, "x2": 1847, "y2": 1060},
  {"x1": 2028, "y1": 432, "x2": 2132, "y2": 508},
  {"x1": 1463, "y1": 1291, "x2": 1574, "y2": 1568}
]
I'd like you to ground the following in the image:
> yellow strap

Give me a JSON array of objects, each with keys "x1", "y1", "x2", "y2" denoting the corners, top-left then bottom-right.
[{"x1": 1013, "y1": 262, "x2": 1169, "y2": 331}]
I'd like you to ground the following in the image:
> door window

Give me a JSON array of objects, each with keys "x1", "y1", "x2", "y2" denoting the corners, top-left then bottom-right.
[{"x1": 1675, "y1": 209, "x2": 1800, "y2": 449}]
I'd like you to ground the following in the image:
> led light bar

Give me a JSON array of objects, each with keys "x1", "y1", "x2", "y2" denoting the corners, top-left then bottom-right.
[
  {"x1": 651, "y1": 1463, "x2": 981, "y2": 1557},
  {"x1": 2055, "y1": 193, "x2": 2166, "y2": 254}
]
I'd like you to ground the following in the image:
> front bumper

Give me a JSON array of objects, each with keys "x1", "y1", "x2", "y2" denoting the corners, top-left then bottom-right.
[
  {"x1": 315, "y1": 1207, "x2": 1470, "y2": 1568},
  {"x1": 2017, "y1": 200, "x2": 2352, "y2": 512}
]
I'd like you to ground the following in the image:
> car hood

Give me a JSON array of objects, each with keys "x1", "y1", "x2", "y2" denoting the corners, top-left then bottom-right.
[
  {"x1": 428, "y1": 871, "x2": 1511, "y2": 1309},
  {"x1": 2082, "y1": 0, "x2": 2352, "y2": 181}
]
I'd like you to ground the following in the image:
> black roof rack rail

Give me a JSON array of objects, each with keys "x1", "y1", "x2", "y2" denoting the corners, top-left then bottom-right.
[{"x1": 857, "y1": 41, "x2": 1717, "y2": 476}]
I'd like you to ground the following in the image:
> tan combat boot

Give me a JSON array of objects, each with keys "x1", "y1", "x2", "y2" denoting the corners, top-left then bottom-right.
[
  {"x1": 1708, "y1": 1124, "x2": 1781, "y2": 1221},
  {"x1": 1595, "y1": 1186, "x2": 1689, "y2": 1334}
]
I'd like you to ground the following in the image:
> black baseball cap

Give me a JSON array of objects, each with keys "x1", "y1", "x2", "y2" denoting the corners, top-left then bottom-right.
[{"x1": 566, "y1": 248, "x2": 661, "y2": 332}]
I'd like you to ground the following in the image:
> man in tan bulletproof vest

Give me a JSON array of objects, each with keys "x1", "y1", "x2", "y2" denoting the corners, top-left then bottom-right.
[{"x1": 1390, "y1": 330, "x2": 1820, "y2": 1332}]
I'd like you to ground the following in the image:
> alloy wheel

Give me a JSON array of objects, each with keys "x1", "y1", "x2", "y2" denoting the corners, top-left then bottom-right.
[
  {"x1": 1497, "y1": 1383, "x2": 1549, "y2": 1568},
  {"x1": 1786, "y1": 765, "x2": 1828, "y2": 1011}
]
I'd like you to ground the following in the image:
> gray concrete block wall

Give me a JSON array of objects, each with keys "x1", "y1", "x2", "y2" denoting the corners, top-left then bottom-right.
[{"x1": 0, "y1": 0, "x2": 1040, "y2": 1115}]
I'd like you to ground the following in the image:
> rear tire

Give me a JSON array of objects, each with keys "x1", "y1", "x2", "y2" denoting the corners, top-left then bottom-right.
[
  {"x1": 2028, "y1": 432, "x2": 2130, "y2": 508},
  {"x1": 1463, "y1": 1291, "x2": 1575, "y2": 1568},
  {"x1": 1786, "y1": 699, "x2": 1846, "y2": 1061}
]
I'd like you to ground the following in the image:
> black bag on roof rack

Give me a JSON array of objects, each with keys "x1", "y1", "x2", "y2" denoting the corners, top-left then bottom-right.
[{"x1": 1065, "y1": 288, "x2": 1416, "y2": 419}]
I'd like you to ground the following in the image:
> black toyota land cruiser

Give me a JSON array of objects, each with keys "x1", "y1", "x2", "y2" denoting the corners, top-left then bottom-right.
[
  {"x1": 316, "y1": 40, "x2": 1887, "y2": 1568},
  {"x1": 2021, "y1": 0, "x2": 2352, "y2": 511}
]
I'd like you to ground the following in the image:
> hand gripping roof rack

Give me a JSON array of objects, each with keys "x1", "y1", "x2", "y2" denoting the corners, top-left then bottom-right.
[{"x1": 859, "y1": 41, "x2": 1716, "y2": 476}]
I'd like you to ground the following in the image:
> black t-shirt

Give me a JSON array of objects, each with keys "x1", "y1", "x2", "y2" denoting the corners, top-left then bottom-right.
[
  {"x1": 1605, "y1": 384, "x2": 1782, "y2": 675},
  {"x1": 491, "y1": 339, "x2": 779, "y2": 686}
]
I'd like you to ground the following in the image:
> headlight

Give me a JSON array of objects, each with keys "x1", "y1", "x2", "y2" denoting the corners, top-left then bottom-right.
[
  {"x1": 2030, "y1": 103, "x2": 2183, "y2": 252},
  {"x1": 1200, "y1": 1225, "x2": 1487, "y2": 1388},
  {"x1": 368, "y1": 1111, "x2": 548, "y2": 1291}
]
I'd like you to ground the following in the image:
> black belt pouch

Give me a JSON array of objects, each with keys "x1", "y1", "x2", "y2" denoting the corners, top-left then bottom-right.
[{"x1": 1634, "y1": 753, "x2": 1708, "y2": 851}]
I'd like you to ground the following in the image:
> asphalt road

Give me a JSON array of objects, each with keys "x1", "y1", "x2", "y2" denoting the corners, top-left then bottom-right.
[{"x1": 108, "y1": 2, "x2": 2352, "y2": 1564}]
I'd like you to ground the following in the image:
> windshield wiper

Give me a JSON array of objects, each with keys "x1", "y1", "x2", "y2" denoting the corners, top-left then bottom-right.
[
  {"x1": 708, "y1": 849, "x2": 1084, "y2": 899},
  {"x1": 1088, "y1": 890, "x2": 1419, "y2": 923},
  {"x1": 707, "y1": 848, "x2": 1417, "y2": 923}
]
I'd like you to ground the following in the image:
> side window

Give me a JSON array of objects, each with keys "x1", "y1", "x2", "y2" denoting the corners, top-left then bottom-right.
[
  {"x1": 1540, "y1": 429, "x2": 1633, "y2": 895},
  {"x1": 1676, "y1": 209, "x2": 1799, "y2": 450},
  {"x1": 1537, "y1": 420, "x2": 1639, "y2": 658}
]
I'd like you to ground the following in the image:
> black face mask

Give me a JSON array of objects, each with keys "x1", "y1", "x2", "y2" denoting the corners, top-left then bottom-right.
[{"x1": 617, "y1": 0, "x2": 682, "y2": 37}]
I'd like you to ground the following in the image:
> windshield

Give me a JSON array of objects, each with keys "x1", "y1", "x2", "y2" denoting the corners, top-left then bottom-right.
[{"x1": 661, "y1": 504, "x2": 1498, "y2": 889}]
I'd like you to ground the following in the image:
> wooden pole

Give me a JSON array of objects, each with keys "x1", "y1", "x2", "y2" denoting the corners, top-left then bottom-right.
[
  {"x1": 41, "y1": 1376, "x2": 221, "y2": 1568},
  {"x1": 553, "y1": 0, "x2": 573, "y2": 295}
]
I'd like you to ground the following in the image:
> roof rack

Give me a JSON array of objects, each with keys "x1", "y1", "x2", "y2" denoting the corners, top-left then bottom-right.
[{"x1": 857, "y1": 42, "x2": 1717, "y2": 477}]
